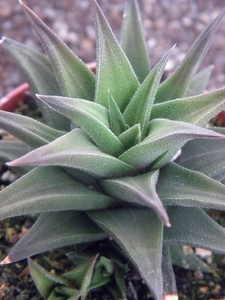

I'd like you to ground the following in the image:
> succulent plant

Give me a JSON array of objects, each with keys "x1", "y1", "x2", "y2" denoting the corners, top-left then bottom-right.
[{"x1": 1, "y1": 0, "x2": 225, "y2": 299}]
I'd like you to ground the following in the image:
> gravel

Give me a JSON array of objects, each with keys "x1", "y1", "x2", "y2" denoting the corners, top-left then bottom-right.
[{"x1": 1, "y1": 0, "x2": 225, "y2": 98}]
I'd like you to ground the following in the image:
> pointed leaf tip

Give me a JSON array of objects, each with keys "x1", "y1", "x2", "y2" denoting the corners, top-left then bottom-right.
[
  {"x1": 0, "y1": 36, "x2": 6, "y2": 44},
  {"x1": 1, "y1": 256, "x2": 12, "y2": 265}
]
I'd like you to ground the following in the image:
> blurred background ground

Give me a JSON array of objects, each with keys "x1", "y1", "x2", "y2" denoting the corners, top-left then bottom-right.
[{"x1": 1, "y1": 0, "x2": 225, "y2": 98}]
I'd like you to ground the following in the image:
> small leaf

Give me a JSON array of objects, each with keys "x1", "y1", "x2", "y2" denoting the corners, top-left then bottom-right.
[
  {"x1": 108, "y1": 92, "x2": 127, "y2": 136},
  {"x1": 119, "y1": 0, "x2": 150, "y2": 82},
  {"x1": 119, "y1": 118, "x2": 225, "y2": 169},
  {"x1": 123, "y1": 46, "x2": 174, "y2": 137},
  {"x1": 162, "y1": 245, "x2": 177, "y2": 295},
  {"x1": 2, "y1": 211, "x2": 107, "y2": 263},
  {"x1": 164, "y1": 206, "x2": 225, "y2": 254},
  {"x1": 157, "y1": 162, "x2": 225, "y2": 210},
  {"x1": 89, "y1": 208, "x2": 163, "y2": 300},
  {"x1": 37, "y1": 94, "x2": 125, "y2": 157},
  {"x1": 0, "y1": 166, "x2": 117, "y2": 221},
  {"x1": 155, "y1": 8, "x2": 225, "y2": 103},
  {"x1": 20, "y1": 1, "x2": 95, "y2": 100},
  {"x1": 118, "y1": 124, "x2": 141, "y2": 149},
  {"x1": 28, "y1": 258, "x2": 71, "y2": 299},
  {"x1": 91, "y1": 0, "x2": 139, "y2": 111},
  {"x1": 184, "y1": 66, "x2": 213, "y2": 97},
  {"x1": 7, "y1": 129, "x2": 136, "y2": 179},
  {"x1": 0, "y1": 110, "x2": 65, "y2": 148},
  {"x1": 0, "y1": 37, "x2": 70, "y2": 131},
  {"x1": 101, "y1": 170, "x2": 170, "y2": 226},
  {"x1": 151, "y1": 88, "x2": 225, "y2": 126}
]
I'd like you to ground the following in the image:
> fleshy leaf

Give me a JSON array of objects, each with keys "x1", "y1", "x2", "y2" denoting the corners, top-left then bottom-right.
[
  {"x1": 0, "y1": 166, "x2": 117, "y2": 221},
  {"x1": 0, "y1": 141, "x2": 30, "y2": 163},
  {"x1": 1, "y1": 211, "x2": 107, "y2": 264},
  {"x1": 119, "y1": 118, "x2": 225, "y2": 169},
  {"x1": 0, "y1": 37, "x2": 70, "y2": 131},
  {"x1": 151, "y1": 88, "x2": 225, "y2": 126},
  {"x1": 7, "y1": 129, "x2": 136, "y2": 179},
  {"x1": 28, "y1": 258, "x2": 72, "y2": 300},
  {"x1": 20, "y1": 1, "x2": 95, "y2": 100},
  {"x1": 155, "y1": 8, "x2": 225, "y2": 103},
  {"x1": 157, "y1": 162, "x2": 225, "y2": 210},
  {"x1": 184, "y1": 66, "x2": 213, "y2": 97},
  {"x1": 123, "y1": 46, "x2": 174, "y2": 137},
  {"x1": 176, "y1": 128, "x2": 225, "y2": 181},
  {"x1": 0, "y1": 110, "x2": 65, "y2": 148},
  {"x1": 170, "y1": 245, "x2": 209, "y2": 272},
  {"x1": 89, "y1": 208, "x2": 163, "y2": 300},
  {"x1": 101, "y1": 170, "x2": 170, "y2": 226},
  {"x1": 118, "y1": 124, "x2": 141, "y2": 150},
  {"x1": 108, "y1": 92, "x2": 127, "y2": 136},
  {"x1": 37, "y1": 94, "x2": 125, "y2": 157},
  {"x1": 119, "y1": 0, "x2": 150, "y2": 82},
  {"x1": 164, "y1": 206, "x2": 225, "y2": 254},
  {"x1": 162, "y1": 245, "x2": 177, "y2": 296},
  {"x1": 91, "y1": 0, "x2": 139, "y2": 111}
]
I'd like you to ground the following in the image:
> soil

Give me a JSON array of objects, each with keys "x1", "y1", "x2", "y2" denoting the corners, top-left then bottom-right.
[{"x1": 1, "y1": 0, "x2": 225, "y2": 299}]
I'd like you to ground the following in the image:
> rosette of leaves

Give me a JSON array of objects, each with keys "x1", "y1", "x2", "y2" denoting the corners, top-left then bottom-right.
[{"x1": 1, "y1": 0, "x2": 225, "y2": 299}]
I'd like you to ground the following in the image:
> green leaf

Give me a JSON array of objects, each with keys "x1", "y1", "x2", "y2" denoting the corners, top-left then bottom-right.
[
  {"x1": 108, "y1": 92, "x2": 127, "y2": 136},
  {"x1": 89, "y1": 208, "x2": 163, "y2": 300},
  {"x1": 176, "y1": 129, "x2": 225, "y2": 181},
  {"x1": 118, "y1": 124, "x2": 141, "y2": 150},
  {"x1": 161, "y1": 245, "x2": 177, "y2": 295},
  {"x1": 91, "y1": 0, "x2": 139, "y2": 111},
  {"x1": 1, "y1": 211, "x2": 107, "y2": 263},
  {"x1": 119, "y1": 0, "x2": 150, "y2": 82},
  {"x1": 184, "y1": 66, "x2": 213, "y2": 97},
  {"x1": 0, "y1": 166, "x2": 117, "y2": 221},
  {"x1": 37, "y1": 94, "x2": 125, "y2": 157},
  {"x1": 101, "y1": 170, "x2": 170, "y2": 226},
  {"x1": 0, "y1": 110, "x2": 65, "y2": 148},
  {"x1": 123, "y1": 46, "x2": 174, "y2": 137},
  {"x1": 164, "y1": 206, "x2": 225, "y2": 254},
  {"x1": 170, "y1": 245, "x2": 209, "y2": 272},
  {"x1": 28, "y1": 258, "x2": 72, "y2": 299},
  {"x1": 119, "y1": 118, "x2": 225, "y2": 169},
  {"x1": 0, "y1": 141, "x2": 30, "y2": 163},
  {"x1": 155, "y1": 8, "x2": 225, "y2": 103},
  {"x1": 151, "y1": 88, "x2": 225, "y2": 126},
  {"x1": 7, "y1": 129, "x2": 136, "y2": 179},
  {"x1": 157, "y1": 162, "x2": 225, "y2": 210},
  {"x1": 0, "y1": 37, "x2": 70, "y2": 131},
  {"x1": 20, "y1": 1, "x2": 95, "y2": 100}
]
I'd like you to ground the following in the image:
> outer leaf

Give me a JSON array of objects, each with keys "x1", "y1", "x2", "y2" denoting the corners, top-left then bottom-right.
[
  {"x1": 101, "y1": 170, "x2": 170, "y2": 226},
  {"x1": 176, "y1": 128, "x2": 225, "y2": 181},
  {"x1": 0, "y1": 141, "x2": 30, "y2": 163},
  {"x1": 119, "y1": 118, "x2": 225, "y2": 169},
  {"x1": 7, "y1": 129, "x2": 136, "y2": 179},
  {"x1": 151, "y1": 88, "x2": 225, "y2": 126},
  {"x1": 108, "y1": 92, "x2": 127, "y2": 136},
  {"x1": 37, "y1": 94, "x2": 125, "y2": 157},
  {"x1": 119, "y1": 0, "x2": 150, "y2": 82},
  {"x1": 28, "y1": 258, "x2": 72, "y2": 300},
  {"x1": 157, "y1": 162, "x2": 225, "y2": 210},
  {"x1": 0, "y1": 166, "x2": 117, "y2": 221},
  {"x1": 0, "y1": 37, "x2": 70, "y2": 131},
  {"x1": 123, "y1": 46, "x2": 174, "y2": 137},
  {"x1": 89, "y1": 208, "x2": 163, "y2": 300},
  {"x1": 20, "y1": 1, "x2": 95, "y2": 100},
  {"x1": 162, "y1": 245, "x2": 177, "y2": 296},
  {"x1": 155, "y1": 8, "x2": 225, "y2": 103},
  {"x1": 164, "y1": 206, "x2": 225, "y2": 254},
  {"x1": 118, "y1": 124, "x2": 141, "y2": 150},
  {"x1": 184, "y1": 66, "x2": 213, "y2": 97},
  {"x1": 1, "y1": 211, "x2": 107, "y2": 264},
  {"x1": 91, "y1": 0, "x2": 139, "y2": 111},
  {"x1": 0, "y1": 110, "x2": 65, "y2": 148}
]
